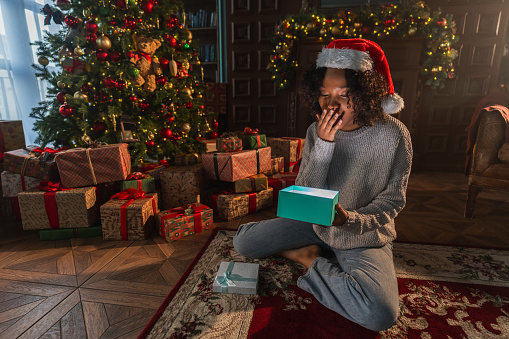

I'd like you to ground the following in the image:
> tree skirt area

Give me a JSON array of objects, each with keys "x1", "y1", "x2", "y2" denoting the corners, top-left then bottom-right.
[{"x1": 138, "y1": 229, "x2": 509, "y2": 338}]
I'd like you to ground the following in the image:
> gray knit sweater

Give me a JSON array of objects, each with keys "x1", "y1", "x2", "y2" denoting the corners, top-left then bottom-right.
[{"x1": 295, "y1": 115, "x2": 413, "y2": 250}]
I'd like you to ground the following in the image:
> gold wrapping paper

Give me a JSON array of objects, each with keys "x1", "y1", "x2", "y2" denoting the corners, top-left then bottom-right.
[
  {"x1": 100, "y1": 193, "x2": 158, "y2": 241},
  {"x1": 18, "y1": 187, "x2": 98, "y2": 230},
  {"x1": 233, "y1": 174, "x2": 268, "y2": 193},
  {"x1": 215, "y1": 187, "x2": 273, "y2": 221},
  {"x1": 160, "y1": 164, "x2": 205, "y2": 210}
]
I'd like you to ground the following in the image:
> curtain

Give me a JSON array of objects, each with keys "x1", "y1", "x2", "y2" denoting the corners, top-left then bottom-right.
[{"x1": 0, "y1": 0, "x2": 59, "y2": 145}]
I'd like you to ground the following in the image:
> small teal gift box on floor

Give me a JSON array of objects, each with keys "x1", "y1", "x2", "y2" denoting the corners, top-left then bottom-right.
[
  {"x1": 277, "y1": 185, "x2": 339, "y2": 226},
  {"x1": 213, "y1": 262, "x2": 259, "y2": 295}
]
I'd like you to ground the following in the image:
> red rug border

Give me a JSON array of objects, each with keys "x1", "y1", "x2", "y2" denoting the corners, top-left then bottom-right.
[{"x1": 137, "y1": 228, "x2": 237, "y2": 339}]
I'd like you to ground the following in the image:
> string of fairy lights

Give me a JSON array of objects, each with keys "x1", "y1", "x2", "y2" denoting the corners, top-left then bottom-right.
[{"x1": 268, "y1": 1, "x2": 459, "y2": 90}]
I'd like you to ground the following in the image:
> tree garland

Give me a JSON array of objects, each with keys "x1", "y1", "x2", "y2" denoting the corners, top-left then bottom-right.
[{"x1": 268, "y1": 1, "x2": 459, "y2": 90}]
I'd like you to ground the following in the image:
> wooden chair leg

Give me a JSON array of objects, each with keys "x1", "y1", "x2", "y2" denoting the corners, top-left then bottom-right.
[{"x1": 465, "y1": 185, "x2": 481, "y2": 218}]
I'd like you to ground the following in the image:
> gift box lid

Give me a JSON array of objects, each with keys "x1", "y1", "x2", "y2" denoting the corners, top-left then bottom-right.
[
  {"x1": 213, "y1": 261, "x2": 259, "y2": 295},
  {"x1": 277, "y1": 185, "x2": 339, "y2": 226}
]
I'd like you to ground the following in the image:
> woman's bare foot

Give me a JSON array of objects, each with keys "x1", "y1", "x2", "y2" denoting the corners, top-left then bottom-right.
[{"x1": 278, "y1": 244, "x2": 321, "y2": 270}]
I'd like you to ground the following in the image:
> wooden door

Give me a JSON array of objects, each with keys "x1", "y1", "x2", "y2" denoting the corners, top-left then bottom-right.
[{"x1": 225, "y1": 0, "x2": 301, "y2": 136}]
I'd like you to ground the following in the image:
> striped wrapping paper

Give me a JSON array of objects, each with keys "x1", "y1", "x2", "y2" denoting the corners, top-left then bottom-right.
[{"x1": 55, "y1": 143, "x2": 131, "y2": 188}]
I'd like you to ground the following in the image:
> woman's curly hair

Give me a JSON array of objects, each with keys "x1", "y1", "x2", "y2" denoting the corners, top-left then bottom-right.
[{"x1": 299, "y1": 66, "x2": 388, "y2": 126}]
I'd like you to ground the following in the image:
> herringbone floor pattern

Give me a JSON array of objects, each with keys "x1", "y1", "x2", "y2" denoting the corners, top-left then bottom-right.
[{"x1": 0, "y1": 171, "x2": 507, "y2": 338}]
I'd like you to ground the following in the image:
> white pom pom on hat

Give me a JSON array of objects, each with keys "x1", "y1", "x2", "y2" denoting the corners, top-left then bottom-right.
[{"x1": 316, "y1": 38, "x2": 404, "y2": 114}]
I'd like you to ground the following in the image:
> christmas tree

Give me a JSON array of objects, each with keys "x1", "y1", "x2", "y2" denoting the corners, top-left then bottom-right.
[{"x1": 30, "y1": 0, "x2": 217, "y2": 166}]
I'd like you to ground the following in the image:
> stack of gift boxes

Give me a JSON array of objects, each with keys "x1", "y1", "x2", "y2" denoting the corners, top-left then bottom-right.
[{"x1": 0, "y1": 120, "x2": 305, "y2": 244}]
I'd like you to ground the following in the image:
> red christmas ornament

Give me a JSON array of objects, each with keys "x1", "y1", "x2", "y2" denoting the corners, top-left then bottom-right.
[
  {"x1": 64, "y1": 15, "x2": 78, "y2": 28},
  {"x1": 85, "y1": 20, "x2": 98, "y2": 34},
  {"x1": 56, "y1": 91, "x2": 67, "y2": 103},
  {"x1": 93, "y1": 121, "x2": 107, "y2": 134},
  {"x1": 138, "y1": 18, "x2": 143, "y2": 23},
  {"x1": 209, "y1": 131, "x2": 218, "y2": 139},
  {"x1": 159, "y1": 57, "x2": 169, "y2": 70},
  {"x1": 146, "y1": 140, "x2": 155, "y2": 148},
  {"x1": 170, "y1": 37, "x2": 177, "y2": 48},
  {"x1": 164, "y1": 114, "x2": 174, "y2": 123},
  {"x1": 59, "y1": 104, "x2": 74, "y2": 117},
  {"x1": 87, "y1": 34, "x2": 97, "y2": 44},
  {"x1": 56, "y1": 0, "x2": 71, "y2": 10},
  {"x1": 156, "y1": 75, "x2": 167, "y2": 86},
  {"x1": 129, "y1": 95, "x2": 137, "y2": 102},
  {"x1": 103, "y1": 77, "x2": 116, "y2": 88},
  {"x1": 124, "y1": 16, "x2": 137, "y2": 30},
  {"x1": 116, "y1": 0, "x2": 126, "y2": 8},
  {"x1": 437, "y1": 18, "x2": 447, "y2": 26},
  {"x1": 163, "y1": 33, "x2": 170, "y2": 41},
  {"x1": 109, "y1": 51, "x2": 121, "y2": 63},
  {"x1": 141, "y1": 0, "x2": 154, "y2": 13},
  {"x1": 115, "y1": 79, "x2": 126, "y2": 90},
  {"x1": 94, "y1": 91, "x2": 108, "y2": 103},
  {"x1": 383, "y1": 17, "x2": 395, "y2": 27},
  {"x1": 139, "y1": 100, "x2": 150, "y2": 110},
  {"x1": 160, "y1": 127, "x2": 173, "y2": 139},
  {"x1": 211, "y1": 120, "x2": 219, "y2": 129},
  {"x1": 96, "y1": 49, "x2": 109, "y2": 62},
  {"x1": 184, "y1": 101, "x2": 193, "y2": 109}
]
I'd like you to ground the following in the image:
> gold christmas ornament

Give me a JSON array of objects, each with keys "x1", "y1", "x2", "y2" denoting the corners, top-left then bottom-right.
[
  {"x1": 183, "y1": 29, "x2": 192, "y2": 41},
  {"x1": 169, "y1": 60, "x2": 178, "y2": 76},
  {"x1": 74, "y1": 47, "x2": 84, "y2": 56},
  {"x1": 38, "y1": 56, "x2": 49, "y2": 66},
  {"x1": 96, "y1": 35, "x2": 112, "y2": 50},
  {"x1": 331, "y1": 26, "x2": 341, "y2": 36},
  {"x1": 408, "y1": 27, "x2": 417, "y2": 36},
  {"x1": 180, "y1": 122, "x2": 191, "y2": 134},
  {"x1": 73, "y1": 91, "x2": 88, "y2": 101},
  {"x1": 57, "y1": 81, "x2": 66, "y2": 88},
  {"x1": 353, "y1": 22, "x2": 362, "y2": 29},
  {"x1": 306, "y1": 22, "x2": 314, "y2": 30},
  {"x1": 147, "y1": 132, "x2": 154, "y2": 140},
  {"x1": 164, "y1": 82, "x2": 174, "y2": 89},
  {"x1": 195, "y1": 60, "x2": 201, "y2": 66},
  {"x1": 182, "y1": 87, "x2": 192, "y2": 97},
  {"x1": 182, "y1": 60, "x2": 190, "y2": 70},
  {"x1": 319, "y1": 28, "x2": 326, "y2": 36}
]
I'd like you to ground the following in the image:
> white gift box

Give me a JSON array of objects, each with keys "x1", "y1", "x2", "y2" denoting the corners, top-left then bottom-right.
[{"x1": 213, "y1": 261, "x2": 259, "y2": 295}]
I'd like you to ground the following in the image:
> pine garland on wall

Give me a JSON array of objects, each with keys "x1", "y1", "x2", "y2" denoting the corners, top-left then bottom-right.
[{"x1": 268, "y1": 1, "x2": 459, "y2": 90}]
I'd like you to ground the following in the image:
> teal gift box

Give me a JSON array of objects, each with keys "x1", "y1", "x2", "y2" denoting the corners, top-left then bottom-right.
[
  {"x1": 213, "y1": 261, "x2": 259, "y2": 295},
  {"x1": 276, "y1": 185, "x2": 339, "y2": 226}
]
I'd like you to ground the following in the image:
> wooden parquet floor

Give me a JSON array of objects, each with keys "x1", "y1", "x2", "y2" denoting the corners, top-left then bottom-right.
[{"x1": 0, "y1": 171, "x2": 508, "y2": 338}]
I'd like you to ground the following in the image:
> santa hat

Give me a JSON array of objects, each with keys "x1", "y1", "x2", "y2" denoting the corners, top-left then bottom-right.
[{"x1": 316, "y1": 39, "x2": 404, "y2": 114}]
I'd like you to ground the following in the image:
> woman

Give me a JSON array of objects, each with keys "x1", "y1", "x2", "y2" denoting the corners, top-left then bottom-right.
[{"x1": 233, "y1": 39, "x2": 412, "y2": 332}]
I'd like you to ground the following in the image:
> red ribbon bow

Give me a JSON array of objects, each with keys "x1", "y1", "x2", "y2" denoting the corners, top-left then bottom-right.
[
  {"x1": 243, "y1": 127, "x2": 259, "y2": 135},
  {"x1": 135, "y1": 51, "x2": 152, "y2": 63},
  {"x1": 127, "y1": 172, "x2": 148, "y2": 180},
  {"x1": 111, "y1": 188, "x2": 147, "y2": 200},
  {"x1": 37, "y1": 181, "x2": 67, "y2": 192},
  {"x1": 37, "y1": 181, "x2": 71, "y2": 229},
  {"x1": 62, "y1": 59, "x2": 86, "y2": 73},
  {"x1": 32, "y1": 146, "x2": 67, "y2": 155},
  {"x1": 42, "y1": 4, "x2": 62, "y2": 25}
]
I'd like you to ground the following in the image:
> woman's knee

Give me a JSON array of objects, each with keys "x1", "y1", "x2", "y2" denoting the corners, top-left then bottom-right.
[
  {"x1": 232, "y1": 222, "x2": 258, "y2": 257},
  {"x1": 360, "y1": 300, "x2": 399, "y2": 332}
]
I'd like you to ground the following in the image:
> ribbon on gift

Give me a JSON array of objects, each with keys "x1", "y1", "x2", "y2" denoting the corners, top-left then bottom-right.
[
  {"x1": 159, "y1": 203, "x2": 208, "y2": 238},
  {"x1": 280, "y1": 137, "x2": 303, "y2": 173},
  {"x1": 215, "y1": 262, "x2": 257, "y2": 293},
  {"x1": 37, "y1": 181, "x2": 72, "y2": 229},
  {"x1": 126, "y1": 172, "x2": 149, "y2": 191},
  {"x1": 42, "y1": 4, "x2": 62, "y2": 25},
  {"x1": 268, "y1": 173, "x2": 297, "y2": 201},
  {"x1": 243, "y1": 127, "x2": 259, "y2": 135},
  {"x1": 110, "y1": 188, "x2": 157, "y2": 240},
  {"x1": 62, "y1": 59, "x2": 86, "y2": 74},
  {"x1": 31, "y1": 146, "x2": 68, "y2": 162}
]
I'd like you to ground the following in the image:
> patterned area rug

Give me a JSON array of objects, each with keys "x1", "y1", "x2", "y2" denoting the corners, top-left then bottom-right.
[{"x1": 138, "y1": 229, "x2": 509, "y2": 338}]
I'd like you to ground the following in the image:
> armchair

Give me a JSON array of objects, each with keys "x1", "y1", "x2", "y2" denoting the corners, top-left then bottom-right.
[{"x1": 465, "y1": 109, "x2": 509, "y2": 218}]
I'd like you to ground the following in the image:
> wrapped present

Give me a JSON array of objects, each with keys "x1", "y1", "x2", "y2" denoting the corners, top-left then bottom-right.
[
  {"x1": 39, "y1": 225, "x2": 102, "y2": 241},
  {"x1": 0, "y1": 120, "x2": 26, "y2": 162},
  {"x1": 277, "y1": 185, "x2": 339, "y2": 226},
  {"x1": 268, "y1": 172, "x2": 298, "y2": 202},
  {"x1": 213, "y1": 261, "x2": 259, "y2": 295},
  {"x1": 211, "y1": 187, "x2": 273, "y2": 221},
  {"x1": 200, "y1": 139, "x2": 218, "y2": 153},
  {"x1": 266, "y1": 137, "x2": 305, "y2": 172},
  {"x1": 234, "y1": 174, "x2": 268, "y2": 193},
  {"x1": 100, "y1": 189, "x2": 158, "y2": 241},
  {"x1": 262, "y1": 156, "x2": 284, "y2": 176},
  {"x1": 18, "y1": 182, "x2": 99, "y2": 230},
  {"x1": 242, "y1": 128, "x2": 267, "y2": 150},
  {"x1": 55, "y1": 143, "x2": 131, "y2": 188},
  {"x1": 157, "y1": 202, "x2": 213, "y2": 242},
  {"x1": 62, "y1": 58, "x2": 86, "y2": 75},
  {"x1": 139, "y1": 160, "x2": 169, "y2": 181},
  {"x1": 174, "y1": 153, "x2": 199, "y2": 166},
  {"x1": 120, "y1": 172, "x2": 156, "y2": 193},
  {"x1": 216, "y1": 133, "x2": 242, "y2": 152},
  {"x1": 1, "y1": 171, "x2": 42, "y2": 197},
  {"x1": 202, "y1": 147, "x2": 271, "y2": 182},
  {"x1": 4, "y1": 147, "x2": 62, "y2": 181},
  {"x1": 160, "y1": 163, "x2": 205, "y2": 210}
]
